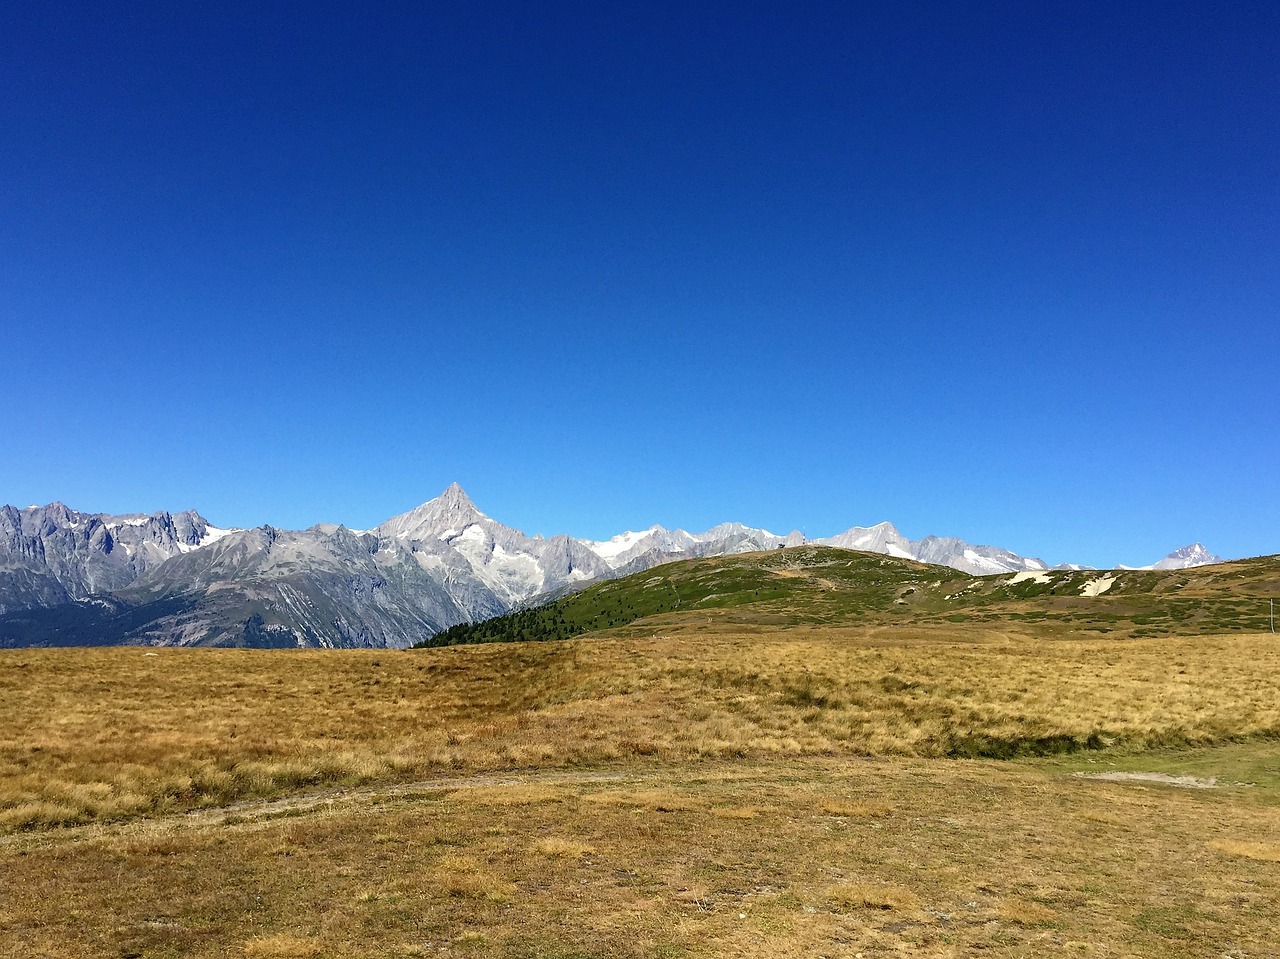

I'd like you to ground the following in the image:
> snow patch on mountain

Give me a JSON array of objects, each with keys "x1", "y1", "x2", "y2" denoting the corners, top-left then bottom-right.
[
  {"x1": 178, "y1": 525, "x2": 238, "y2": 553},
  {"x1": 587, "y1": 527, "x2": 661, "y2": 560},
  {"x1": 1008, "y1": 570, "x2": 1052, "y2": 585},
  {"x1": 1080, "y1": 574, "x2": 1118, "y2": 597}
]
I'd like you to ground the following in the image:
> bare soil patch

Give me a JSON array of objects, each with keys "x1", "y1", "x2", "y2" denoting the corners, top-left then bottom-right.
[{"x1": 1074, "y1": 770, "x2": 1220, "y2": 788}]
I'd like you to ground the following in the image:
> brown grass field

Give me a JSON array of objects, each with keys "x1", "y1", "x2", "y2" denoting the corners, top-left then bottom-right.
[{"x1": 3, "y1": 619, "x2": 1280, "y2": 956}]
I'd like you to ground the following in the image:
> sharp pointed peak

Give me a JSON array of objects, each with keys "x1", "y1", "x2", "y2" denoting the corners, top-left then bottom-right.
[
  {"x1": 377, "y1": 483, "x2": 490, "y2": 538},
  {"x1": 436, "y1": 482, "x2": 474, "y2": 504},
  {"x1": 435, "y1": 483, "x2": 485, "y2": 518},
  {"x1": 1152, "y1": 542, "x2": 1223, "y2": 570}
]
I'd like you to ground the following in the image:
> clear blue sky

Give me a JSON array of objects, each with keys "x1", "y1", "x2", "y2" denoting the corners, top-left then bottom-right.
[{"x1": 2, "y1": 2, "x2": 1276, "y2": 568}]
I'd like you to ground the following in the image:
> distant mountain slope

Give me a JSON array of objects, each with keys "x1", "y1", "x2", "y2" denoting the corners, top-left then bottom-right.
[
  {"x1": 0, "y1": 503, "x2": 231, "y2": 613},
  {"x1": 583, "y1": 518, "x2": 1064, "y2": 578},
  {"x1": 0, "y1": 485, "x2": 1241, "y2": 648},
  {"x1": 580, "y1": 521, "x2": 806, "y2": 574},
  {"x1": 1153, "y1": 543, "x2": 1225, "y2": 570},
  {"x1": 377, "y1": 483, "x2": 611, "y2": 607},
  {"x1": 580, "y1": 517, "x2": 1056, "y2": 579},
  {"x1": 1116, "y1": 543, "x2": 1226, "y2": 572},
  {"x1": 115, "y1": 524, "x2": 476, "y2": 647}
]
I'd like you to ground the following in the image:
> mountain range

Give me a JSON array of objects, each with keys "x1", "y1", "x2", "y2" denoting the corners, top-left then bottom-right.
[{"x1": 0, "y1": 484, "x2": 1224, "y2": 649}]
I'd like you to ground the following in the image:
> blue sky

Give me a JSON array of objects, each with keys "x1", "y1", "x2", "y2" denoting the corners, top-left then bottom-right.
[{"x1": 2, "y1": 1, "x2": 1276, "y2": 567}]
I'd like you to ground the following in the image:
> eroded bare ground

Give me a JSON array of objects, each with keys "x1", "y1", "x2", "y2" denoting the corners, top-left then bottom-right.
[
  {"x1": 1073, "y1": 771, "x2": 1220, "y2": 789},
  {"x1": 3, "y1": 753, "x2": 1279, "y2": 959}
]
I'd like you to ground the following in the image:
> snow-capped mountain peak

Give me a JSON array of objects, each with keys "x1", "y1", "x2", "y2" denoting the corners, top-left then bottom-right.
[
  {"x1": 817, "y1": 521, "x2": 908, "y2": 555},
  {"x1": 376, "y1": 483, "x2": 488, "y2": 543},
  {"x1": 1153, "y1": 543, "x2": 1224, "y2": 570},
  {"x1": 585, "y1": 526, "x2": 665, "y2": 561},
  {"x1": 580, "y1": 521, "x2": 790, "y2": 570},
  {"x1": 373, "y1": 486, "x2": 611, "y2": 608},
  {"x1": 0, "y1": 503, "x2": 231, "y2": 609},
  {"x1": 1118, "y1": 543, "x2": 1225, "y2": 571}
]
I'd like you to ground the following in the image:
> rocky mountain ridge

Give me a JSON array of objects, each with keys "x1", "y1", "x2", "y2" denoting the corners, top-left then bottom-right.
[
  {"x1": 0, "y1": 485, "x2": 1226, "y2": 648},
  {"x1": 0, "y1": 503, "x2": 229, "y2": 610}
]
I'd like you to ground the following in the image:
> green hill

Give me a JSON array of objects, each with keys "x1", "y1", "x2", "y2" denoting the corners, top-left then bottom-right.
[{"x1": 416, "y1": 546, "x2": 1280, "y2": 647}]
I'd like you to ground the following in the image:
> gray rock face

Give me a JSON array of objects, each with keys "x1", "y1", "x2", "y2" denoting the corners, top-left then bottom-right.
[
  {"x1": 0, "y1": 503, "x2": 218, "y2": 613},
  {"x1": 816, "y1": 522, "x2": 914, "y2": 559},
  {"x1": 114, "y1": 524, "x2": 472, "y2": 648},
  {"x1": 912, "y1": 536, "x2": 1048, "y2": 576}
]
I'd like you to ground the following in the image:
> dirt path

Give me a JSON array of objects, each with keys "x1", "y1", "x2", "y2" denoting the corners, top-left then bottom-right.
[
  {"x1": 0, "y1": 767, "x2": 639, "y2": 851},
  {"x1": 1, "y1": 759, "x2": 1236, "y2": 854}
]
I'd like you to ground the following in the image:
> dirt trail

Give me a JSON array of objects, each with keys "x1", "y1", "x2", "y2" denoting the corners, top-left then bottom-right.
[
  {"x1": 0, "y1": 767, "x2": 638, "y2": 851},
  {"x1": 2, "y1": 760, "x2": 1235, "y2": 853}
]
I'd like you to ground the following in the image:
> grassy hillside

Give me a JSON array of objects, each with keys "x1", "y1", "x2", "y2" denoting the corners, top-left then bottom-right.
[
  {"x1": 420, "y1": 546, "x2": 951, "y2": 646},
  {"x1": 419, "y1": 545, "x2": 1280, "y2": 646}
]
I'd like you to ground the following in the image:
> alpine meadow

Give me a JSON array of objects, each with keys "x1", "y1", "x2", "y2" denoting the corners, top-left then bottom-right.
[
  {"x1": 3, "y1": 545, "x2": 1280, "y2": 957},
  {"x1": 4, "y1": 2, "x2": 1279, "y2": 958}
]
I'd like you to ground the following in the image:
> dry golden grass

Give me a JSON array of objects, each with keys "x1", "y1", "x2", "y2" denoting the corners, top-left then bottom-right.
[
  {"x1": 817, "y1": 799, "x2": 894, "y2": 817},
  {"x1": 533, "y1": 836, "x2": 595, "y2": 857},
  {"x1": 6, "y1": 754, "x2": 1276, "y2": 957},
  {"x1": 1208, "y1": 839, "x2": 1280, "y2": 862},
  {"x1": 447, "y1": 783, "x2": 568, "y2": 806},
  {"x1": 583, "y1": 788, "x2": 709, "y2": 813},
  {"x1": 3, "y1": 626, "x2": 1280, "y2": 956},
  {"x1": 433, "y1": 852, "x2": 515, "y2": 902},
  {"x1": 243, "y1": 934, "x2": 324, "y2": 957},
  {"x1": 825, "y1": 881, "x2": 922, "y2": 912},
  {"x1": 3, "y1": 626, "x2": 1279, "y2": 830},
  {"x1": 998, "y1": 898, "x2": 1059, "y2": 926},
  {"x1": 710, "y1": 805, "x2": 758, "y2": 819}
]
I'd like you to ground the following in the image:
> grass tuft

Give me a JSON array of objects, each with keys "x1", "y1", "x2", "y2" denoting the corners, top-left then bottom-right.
[
  {"x1": 1208, "y1": 839, "x2": 1280, "y2": 861},
  {"x1": 243, "y1": 934, "x2": 323, "y2": 957},
  {"x1": 534, "y1": 837, "x2": 595, "y2": 858},
  {"x1": 825, "y1": 882, "x2": 921, "y2": 912}
]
